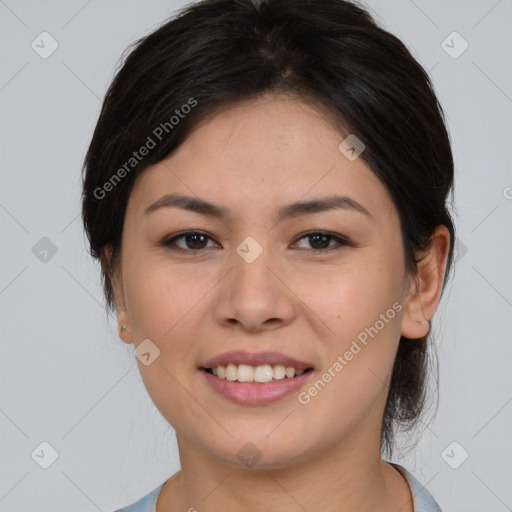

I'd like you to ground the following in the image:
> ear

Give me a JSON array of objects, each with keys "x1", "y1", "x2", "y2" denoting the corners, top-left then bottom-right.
[
  {"x1": 101, "y1": 244, "x2": 134, "y2": 345},
  {"x1": 400, "y1": 225, "x2": 451, "y2": 339}
]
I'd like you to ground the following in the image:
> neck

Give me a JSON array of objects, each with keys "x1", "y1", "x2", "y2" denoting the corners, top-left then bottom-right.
[{"x1": 157, "y1": 429, "x2": 413, "y2": 512}]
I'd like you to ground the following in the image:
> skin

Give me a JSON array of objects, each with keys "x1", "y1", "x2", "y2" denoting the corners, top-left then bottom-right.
[{"x1": 105, "y1": 93, "x2": 450, "y2": 512}]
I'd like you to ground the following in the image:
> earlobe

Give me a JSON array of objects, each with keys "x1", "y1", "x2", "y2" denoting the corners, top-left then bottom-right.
[
  {"x1": 117, "y1": 308, "x2": 134, "y2": 344},
  {"x1": 400, "y1": 225, "x2": 451, "y2": 340},
  {"x1": 118, "y1": 323, "x2": 134, "y2": 345}
]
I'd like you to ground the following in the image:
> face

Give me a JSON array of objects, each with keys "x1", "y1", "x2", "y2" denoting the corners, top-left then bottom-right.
[{"x1": 110, "y1": 94, "x2": 424, "y2": 468}]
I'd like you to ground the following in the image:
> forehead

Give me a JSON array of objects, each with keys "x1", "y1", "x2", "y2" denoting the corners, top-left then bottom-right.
[{"x1": 126, "y1": 94, "x2": 396, "y2": 223}]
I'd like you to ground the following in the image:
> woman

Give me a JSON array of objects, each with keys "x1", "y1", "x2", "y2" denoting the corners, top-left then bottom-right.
[{"x1": 81, "y1": 0, "x2": 455, "y2": 510}]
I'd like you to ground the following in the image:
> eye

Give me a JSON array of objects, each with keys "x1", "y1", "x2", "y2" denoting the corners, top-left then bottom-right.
[
  {"x1": 292, "y1": 231, "x2": 351, "y2": 252},
  {"x1": 162, "y1": 231, "x2": 219, "y2": 252}
]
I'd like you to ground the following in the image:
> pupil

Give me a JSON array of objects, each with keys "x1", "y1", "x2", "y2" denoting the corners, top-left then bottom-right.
[
  {"x1": 188, "y1": 234, "x2": 206, "y2": 249},
  {"x1": 310, "y1": 234, "x2": 329, "y2": 249}
]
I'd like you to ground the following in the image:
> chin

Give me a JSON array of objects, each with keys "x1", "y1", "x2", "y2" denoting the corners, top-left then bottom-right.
[{"x1": 204, "y1": 432, "x2": 314, "y2": 471}]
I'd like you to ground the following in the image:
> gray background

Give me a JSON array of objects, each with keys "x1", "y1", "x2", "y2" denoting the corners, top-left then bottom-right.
[{"x1": 1, "y1": 0, "x2": 511, "y2": 510}]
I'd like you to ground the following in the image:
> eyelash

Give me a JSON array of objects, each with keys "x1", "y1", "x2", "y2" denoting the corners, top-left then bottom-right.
[{"x1": 161, "y1": 230, "x2": 352, "y2": 254}]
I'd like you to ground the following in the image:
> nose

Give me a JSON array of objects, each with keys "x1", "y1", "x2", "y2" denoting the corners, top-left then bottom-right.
[{"x1": 214, "y1": 242, "x2": 296, "y2": 333}]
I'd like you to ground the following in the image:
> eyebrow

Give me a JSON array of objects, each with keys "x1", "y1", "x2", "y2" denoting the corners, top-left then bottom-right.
[{"x1": 144, "y1": 193, "x2": 372, "y2": 220}]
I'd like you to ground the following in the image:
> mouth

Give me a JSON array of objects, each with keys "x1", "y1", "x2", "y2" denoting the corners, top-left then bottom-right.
[{"x1": 199, "y1": 351, "x2": 315, "y2": 405}]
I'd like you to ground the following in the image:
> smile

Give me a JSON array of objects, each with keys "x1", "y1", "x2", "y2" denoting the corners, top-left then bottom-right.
[
  {"x1": 200, "y1": 350, "x2": 315, "y2": 405},
  {"x1": 204, "y1": 363, "x2": 311, "y2": 383}
]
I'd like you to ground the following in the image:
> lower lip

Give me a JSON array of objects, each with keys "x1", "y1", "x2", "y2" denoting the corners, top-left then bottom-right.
[{"x1": 201, "y1": 370, "x2": 313, "y2": 405}]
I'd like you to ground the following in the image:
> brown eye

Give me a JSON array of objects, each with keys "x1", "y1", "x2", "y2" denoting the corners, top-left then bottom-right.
[
  {"x1": 293, "y1": 231, "x2": 351, "y2": 252},
  {"x1": 163, "y1": 231, "x2": 218, "y2": 252}
]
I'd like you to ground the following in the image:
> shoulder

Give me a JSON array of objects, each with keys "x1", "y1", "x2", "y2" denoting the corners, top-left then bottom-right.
[
  {"x1": 113, "y1": 482, "x2": 165, "y2": 512},
  {"x1": 391, "y1": 463, "x2": 443, "y2": 512}
]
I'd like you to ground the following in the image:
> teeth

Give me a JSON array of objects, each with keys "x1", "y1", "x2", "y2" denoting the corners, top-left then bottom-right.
[
  {"x1": 225, "y1": 363, "x2": 237, "y2": 381},
  {"x1": 254, "y1": 365, "x2": 273, "y2": 383},
  {"x1": 237, "y1": 364, "x2": 254, "y2": 382},
  {"x1": 285, "y1": 367, "x2": 295, "y2": 378},
  {"x1": 209, "y1": 364, "x2": 308, "y2": 383},
  {"x1": 273, "y1": 365, "x2": 286, "y2": 380}
]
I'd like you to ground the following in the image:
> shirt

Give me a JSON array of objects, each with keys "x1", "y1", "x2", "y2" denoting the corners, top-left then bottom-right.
[{"x1": 113, "y1": 463, "x2": 442, "y2": 512}]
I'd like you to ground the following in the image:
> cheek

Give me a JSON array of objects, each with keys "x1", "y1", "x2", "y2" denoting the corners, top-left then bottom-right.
[
  {"x1": 296, "y1": 256, "x2": 402, "y2": 339},
  {"x1": 123, "y1": 264, "x2": 205, "y2": 419},
  {"x1": 124, "y1": 260, "x2": 210, "y2": 339},
  {"x1": 297, "y1": 266, "x2": 403, "y2": 430}
]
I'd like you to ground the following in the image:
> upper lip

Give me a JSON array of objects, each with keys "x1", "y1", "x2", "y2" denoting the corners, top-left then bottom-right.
[{"x1": 201, "y1": 350, "x2": 313, "y2": 371}]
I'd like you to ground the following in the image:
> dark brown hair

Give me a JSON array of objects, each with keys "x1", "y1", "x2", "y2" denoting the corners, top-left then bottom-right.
[{"x1": 81, "y1": 0, "x2": 456, "y2": 456}]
